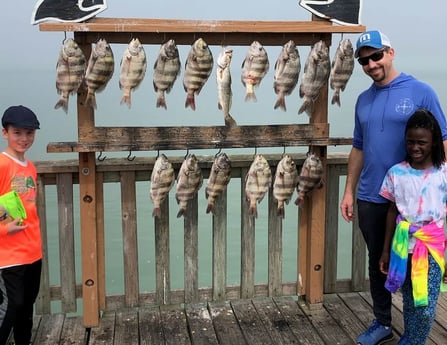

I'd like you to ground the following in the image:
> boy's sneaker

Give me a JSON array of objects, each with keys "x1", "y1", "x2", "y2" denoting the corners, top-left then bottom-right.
[{"x1": 357, "y1": 320, "x2": 394, "y2": 345}]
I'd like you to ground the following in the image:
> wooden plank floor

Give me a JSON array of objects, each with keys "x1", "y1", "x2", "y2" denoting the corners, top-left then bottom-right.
[{"x1": 21, "y1": 292, "x2": 447, "y2": 345}]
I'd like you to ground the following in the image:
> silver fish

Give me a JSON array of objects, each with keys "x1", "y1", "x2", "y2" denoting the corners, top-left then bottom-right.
[
  {"x1": 330, "y1": 38, "x2": 354, "y2": 106},
  {"x1": 175, "y1": 154, "x2": 203, "y2": 218},
  {"x1": 216, "y1": 47, "x2": 237, "y2": 127},
  {"x1": 119, "y1": 38, "x2": 147, "y2": 108},
  {"x1": 150, "y1": 154, "x2": 175, "y2": 218},
  {"x1": 183, "y1": 38, "x2": 214, "y2": 110},
  {"x1": 273, "y1": 40, "x2": 301, "y2": 111},
  {"x1": 54, "y1": 38, "x2": 86, "y2": 113},
  {"x1": 84, "y1": 38, "x2": 115, "y2": 109},
  {"x1": 245, "y1": 154, "x2": 272, "y2": 218},
  {"x1": 153, "y1": 39, "x2": 181, "y2": 109},
  {"x1": 241, "y1": 41, "x2": 269, "y2": 102},
  {"x1": 298, "y1": 40, "x2": 330, "y2": 116},
  {"x1": 273, "y1": 154, "x2": 298, "y2": 218},
  {"x1": 205, "y1": 152, "x2": 232, "y2": 215},
  {"x1": 295, "y1": 152, "x2": 324, "y2": 206}
]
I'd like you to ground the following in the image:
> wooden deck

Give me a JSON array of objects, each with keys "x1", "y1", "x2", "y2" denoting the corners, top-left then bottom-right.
[{"x1": 24, "y1": 292, "x2": 447, "y2": 345}]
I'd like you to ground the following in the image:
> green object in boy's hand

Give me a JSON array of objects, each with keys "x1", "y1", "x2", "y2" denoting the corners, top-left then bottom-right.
[{"x1": 0, "y1": 191, "x2": 27, "y2": 221}]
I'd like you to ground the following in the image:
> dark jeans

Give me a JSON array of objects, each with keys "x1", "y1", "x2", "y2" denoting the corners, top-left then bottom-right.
[
  {"x1": 357, "y1": 199, "x2": 392, "y2": 326},
  {"x1": 0, "y1": 259, "x2": 42, "y2": 345}
]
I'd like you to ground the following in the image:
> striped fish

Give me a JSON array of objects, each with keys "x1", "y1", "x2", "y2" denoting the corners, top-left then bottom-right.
[
  {"x1": 330, "y1": 38, "x2": 354, "y2": 106},
  {"x1": 273, "y1": 155, "x2": 298, "y2": 218},
  {"x1": 119, "y1": 38, "x2": 147, "y2": 108},
  {"x1": 273, "y1": 40, "x2": 301, "y2": 111},
  {"x1": 150, "y1": 154, "x2": 175, "y2": 218},
  {"x1": 183, "y1": 38, "x2": 214, "y2": 110},
  {"x1": 84, "y1": 38, "x2": 115, "y2": 109},
  {"x1": 175, "y1": 154, "x2": 203, "y2": 218},
  {"x1": 241, "y1": 41, "x2": 269, "y2": 102},
  {"x1": 295, "y1": 152, "x2": 324, "y2": 206},
  {"x1": 153, "y1": 39, "x2": 181, "y2": 109},
  {"x1": 298, "y1": 40, "x2": 330, "y2": 116},
  {"x1": 216, "y1": 47, "x2": 236, "y2": 126},
  {"x1": 54, "y1": 38, "x2": 86, "y2": 113},
  {"x1": 205, "y1": 152, "x2": 232, "y2": 215},
  {"x1": 245, "y1": 154, "x2": 272, "y2": 218}
]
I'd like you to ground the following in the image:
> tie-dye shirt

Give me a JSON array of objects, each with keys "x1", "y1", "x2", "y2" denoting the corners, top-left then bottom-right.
[{"x1": 380, "y1": 161, "x2": 447, "y2": 251}]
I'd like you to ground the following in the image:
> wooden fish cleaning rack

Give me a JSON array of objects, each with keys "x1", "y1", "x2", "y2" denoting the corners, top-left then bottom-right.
[{"x1": 40, "y1": 17, "x2": 365, "y2": 327}]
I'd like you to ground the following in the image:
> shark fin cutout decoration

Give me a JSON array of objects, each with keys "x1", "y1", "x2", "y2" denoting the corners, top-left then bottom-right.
[
  {"x1": 31, "y1": 0, "x2": 107, "y2": 25},
  {"x1": 299, "y1": 0, "x2": 362, "y2": 26}
]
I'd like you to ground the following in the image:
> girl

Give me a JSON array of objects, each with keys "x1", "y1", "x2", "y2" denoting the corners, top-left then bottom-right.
[{"x1": 379, "y1": 108, "x2": 447, "y2": 345}]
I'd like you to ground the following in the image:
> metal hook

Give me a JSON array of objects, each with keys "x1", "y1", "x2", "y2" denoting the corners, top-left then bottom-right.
[
  {"x1": 253, "y1": 146, "x2": 258, "y2": 159},
  {"x1": 127, "y1": 150, "x2": 136, "y2": 161},
  {"x1": 97, "y1": 151, "x2": 106, "y2": 161},
  {"x1": 282, "y1": 146, "x2": 286, "y2": 157},
  {"x1": 62, "y1": 31, "x2": 67, "y2": 44},
  {"x1": 184, "y1": 148, "x2": 190, "y2": 159},
  {"x1": 215, "y1": 147, "x2": 222, "y2": 157}
]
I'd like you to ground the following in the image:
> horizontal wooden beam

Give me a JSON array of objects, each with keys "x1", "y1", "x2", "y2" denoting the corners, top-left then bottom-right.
[
  {"x1": 46, "y1": 124, "x2": 352, "y2": 153},
  {"x1": 39, "y1": 18, "x2": 365, "y2": 46}
]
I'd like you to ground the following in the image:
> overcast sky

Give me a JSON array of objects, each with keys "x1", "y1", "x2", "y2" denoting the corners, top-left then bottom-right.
[{"x1": 0, "y1": 1, "x2": 445, "y2": 159}]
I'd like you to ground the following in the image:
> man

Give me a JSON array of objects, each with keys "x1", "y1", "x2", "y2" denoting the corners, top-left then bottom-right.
[{"x1": 340, "y1": 30, "x2": 447, "y2": 345}]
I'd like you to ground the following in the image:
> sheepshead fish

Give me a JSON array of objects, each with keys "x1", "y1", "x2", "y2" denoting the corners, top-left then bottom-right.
[
  {"x1": 150, "y1": 154, "x2": 175, "y2": 218},
  {"x1": 295, "y1": 152, "x2": 324, "y2": 206},
  {"x1": 84, "y1": 38, "x2": 114, "y2": 109},
  {"x1": 245, "y1": 154, "x2": 272, "y2": 218},
  {"x1": 273, "y1": 155, "x2": 298, "y2": 218},
  {"x1": 330, "y1": 38, "x2": 354, "y2": 106},
  {"x1": 183, "y1": 38, "x2": 214, "y2": 110},
  {"x1": 119, "y1": 38, "x2": 147, "y2": 108},
  {"x1": 205, "y1": 152, "x2": 232, "y2": 215},
  {"x1": 273, "y1": 40, "x2": 301, "y2": 111},
  {"x1": 216, "y1": 47, "x2": 237, "y2": 127},
  {"x1": 298, "y1": 40, "x2": 330, "y2": 116},
  {"x1": 153, "y1": 39, "x2": 181, "y2": 109},
  {"x1": 175, "y1": 154, "x2": 203, "y2": 218},
  {"x1": 241, "y1": 41, "x2": 269, "y2": 102},
  {"x1": 54, "y1": 38, "x2": 86, "y2": 113}
]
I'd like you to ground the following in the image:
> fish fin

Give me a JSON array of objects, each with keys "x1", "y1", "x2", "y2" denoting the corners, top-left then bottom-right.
[
  {"x1": 331, "y1": 90, "x2": 341, "y2": 106},
  {"x1": 152, "y1": 207, "x2": 161, "y2": 218},
  {"x1": 185, "y1": 94, "x2": 196, "y2": 110},
  {"x1": 218, "y1": 102, "x2": 222, "y2": 110},
  {"x1": 54, "y1": 98, "x2": 69, "y2": 114},
  {"x1": 274, "y1": 96, "x2": 286, "y2": 111}
]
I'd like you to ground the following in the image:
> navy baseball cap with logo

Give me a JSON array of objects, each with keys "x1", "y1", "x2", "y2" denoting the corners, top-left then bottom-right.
[
  {"x1": 355, "y1": 30, "x2": 392, "y2": 58},
  {"x1": 2, "y1": 105, "x2": 40, "y2": 129}
]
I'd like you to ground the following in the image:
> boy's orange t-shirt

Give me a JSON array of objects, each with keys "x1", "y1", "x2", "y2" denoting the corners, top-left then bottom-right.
[{"x1": 0, "y1": 153, "x2": 42, "y2": 267}]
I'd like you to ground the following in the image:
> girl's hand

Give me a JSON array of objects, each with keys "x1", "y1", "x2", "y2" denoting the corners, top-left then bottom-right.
[{"x1": 6, "y1": 218, "x2": 28, "y2": 235}]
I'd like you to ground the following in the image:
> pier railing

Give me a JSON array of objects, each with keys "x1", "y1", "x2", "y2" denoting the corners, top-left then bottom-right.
[{"x1": 33, "y1": 152, "x2": 366, "y2": 316}]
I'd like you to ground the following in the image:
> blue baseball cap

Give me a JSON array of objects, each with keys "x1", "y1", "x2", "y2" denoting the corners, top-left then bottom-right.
[
  {"x1": 2, "y1": 105, "x2": 40, "y2": 129},
  {"x1": 355, "y1": 30, "x2": 392, "y2": 58}
]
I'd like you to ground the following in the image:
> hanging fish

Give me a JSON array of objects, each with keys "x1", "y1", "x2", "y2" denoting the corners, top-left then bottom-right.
[
  {"x1": 298, "y1": 40, "x2": 330, "y2": 116},
  {"x1": 295, "y1": 152, "x2": 324, "y2": 206},
  {"x1": 245, "y1": 154, "x2": 272, "y2": 218},
  {"x1": 84, "y1": 38, "x2": 115, "y2": 109},
  {"x1": 241, "y1": 41, "x2": 269, "y2": 102},
  {"x1": 54, "y1": 38, "x2": 86, "y2": 113},
  {"x1": 175, "y1": 154, "x2": 203, "y2": 218},
  {"x1": 119, "y1": 38, "x2": 147, "y2": 108},
  {"x1": 273, "y1": 154, "x2": 298, "y2": 218},
  {"x1": 216, "y1": 47, "x2": 237, "y2": 127},
  {"x1": 150, "y1": 154, "x2": 175, "y2": 218},
  {"x1": 205, "y1": 152, "x2": 232, "y2": 215},
  {"x1": 330, "y1": 38, "x2": 354, "y2": 106},
  {"x1": 273, "y1": 40, "x2": 301, "y2": 111},
  {"x1": 183, "y1": 38, "x2": 214, "y2": 110},
  {"x1": 153, "y1": 39, "x2": 181, "y2": 109}
]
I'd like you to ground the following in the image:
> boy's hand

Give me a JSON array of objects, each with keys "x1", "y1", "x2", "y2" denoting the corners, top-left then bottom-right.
[
  {"x1": 379, "y1": 252, "x2": 390, "y2": 275},
  {"x1": 7, "y1": 218, "x2": 28, "y2": 235}
]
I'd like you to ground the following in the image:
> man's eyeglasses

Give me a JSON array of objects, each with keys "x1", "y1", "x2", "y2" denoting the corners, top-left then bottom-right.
[{"x1": 357, "y1": 48, "x2": 386, "y2": 66}]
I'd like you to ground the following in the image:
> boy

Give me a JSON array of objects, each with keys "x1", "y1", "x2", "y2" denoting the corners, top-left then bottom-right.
[{"x1": 0, "y1": 105, "x2": 42, "y2": 345}]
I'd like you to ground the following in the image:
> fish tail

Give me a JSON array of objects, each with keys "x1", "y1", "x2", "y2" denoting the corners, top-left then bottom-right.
[
  {"x1": 245, "y1": 91, "x2": 257, "y2": 102},
  {"x1": 248, "y1": 204, "x2": 258, "y2": 218},
  {"x1": 298, "y1": 100, "x2": 313, "y2": 116},
  {"x1": 85, "y1": 91, "x2": 97, "y2": 109},
  {"x1": 152, "y1": 207, "x2": 161, "y2": 218},
  {"x1": 120, "y1": 93, "x2": 132, "y2": 108},
  {"x1": 156, "y1": 95, "x2": 167, "y2": 109},
  {"x1": 277, "y1": 206, "x2": 285, "y2": 218},
  {"x1": 185, "y1": 93, "x2": 196, "y2": 110},
  {"x1": 224, "y1": 114, "x2": 237, "y2": 127},
  {"x1": 294, "y1": 195, "x2": 304, "y2": 207},
  {"x1": 54, "y1": 97, "x2": 69, "y2": 114},
  {"x1": 331, "y1": 91, "x2": 341, "y2": 106},
  {"x1": 206, "y1": 202, "x2": 215, "y2": 215},
  {"x1": 176, "y1": 207, "x2": 186, "y2": 218},
  {"x1": 274, "y1": 96, "x2": 286, "y2": 111}
]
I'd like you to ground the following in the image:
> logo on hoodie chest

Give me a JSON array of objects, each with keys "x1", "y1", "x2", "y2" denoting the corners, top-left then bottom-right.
[{"x1": 395, "y1": 98, "x2": 414, "y2": 116}]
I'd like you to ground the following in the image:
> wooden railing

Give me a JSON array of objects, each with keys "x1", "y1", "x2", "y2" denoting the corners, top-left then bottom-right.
[{"x1": 33, "y1": 152, "x2": 367, "y2": 316}]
